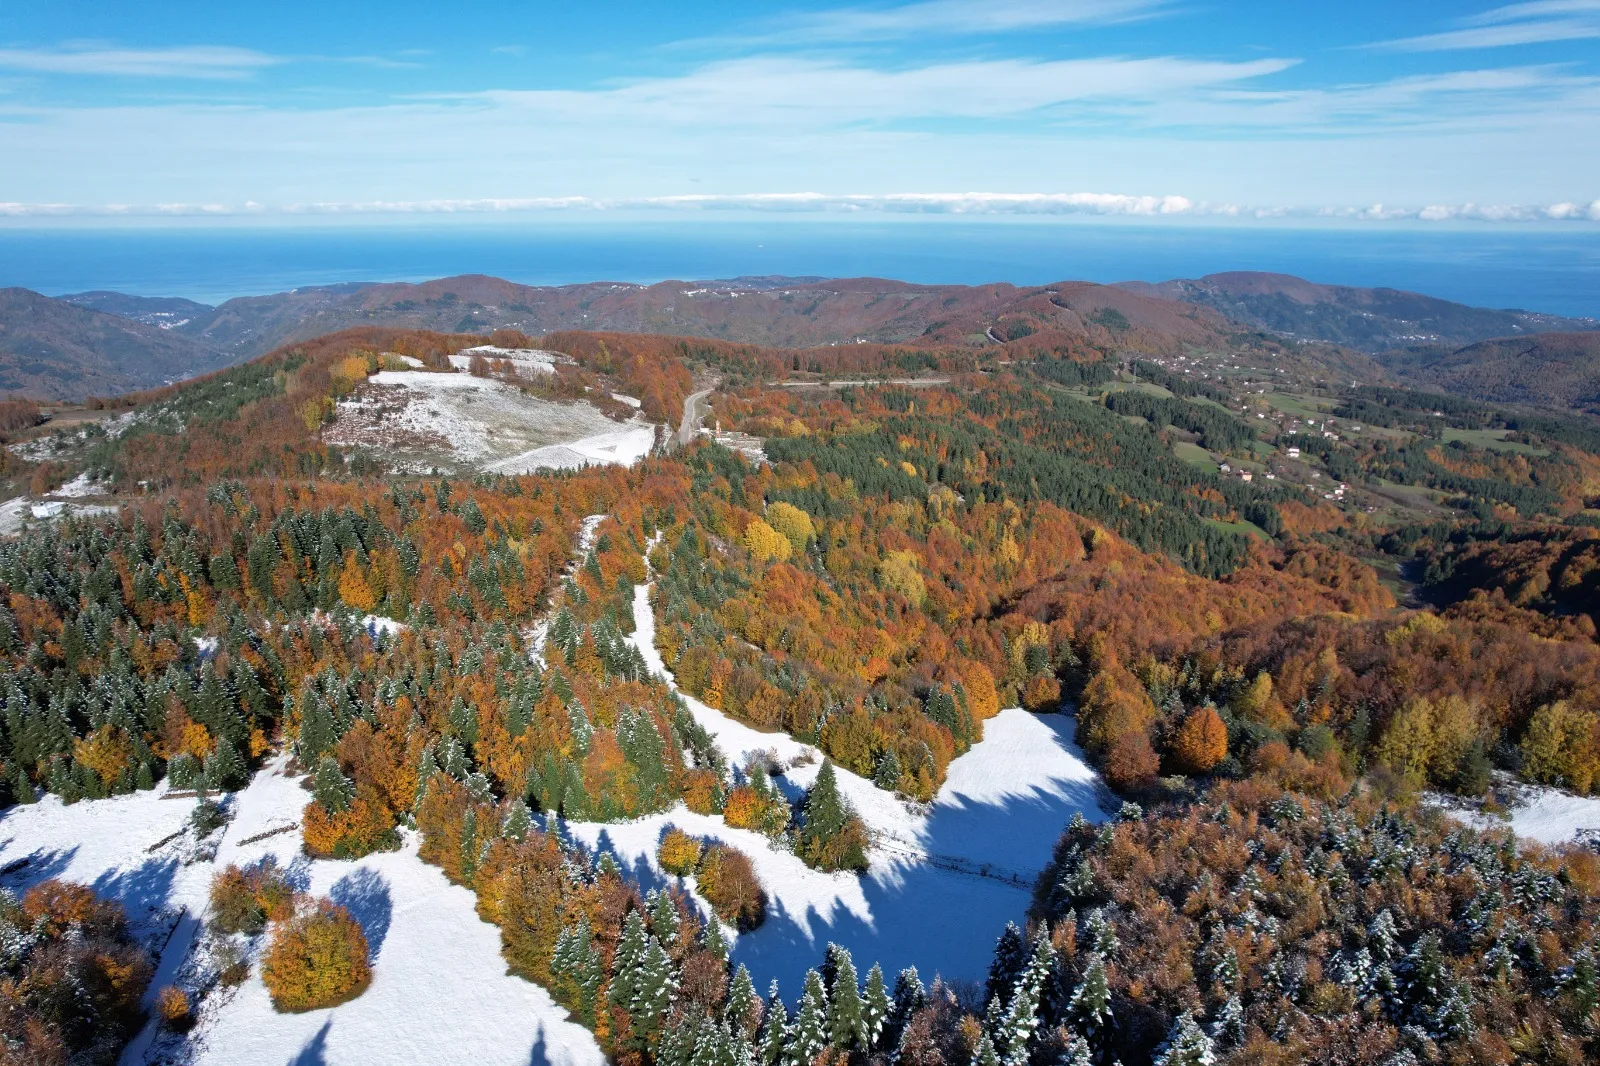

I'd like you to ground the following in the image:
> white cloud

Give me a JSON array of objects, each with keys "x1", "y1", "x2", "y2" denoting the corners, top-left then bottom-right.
[
  {"x1": 470, "y1": 54, "x2": 1296, "y2": 126},
  {"x1": 2, "y1": 192, "x2": 1596, "y2": 222},
  {"x1": 765, "y1": 0, "x2": 1171, "y2": 41},
  {"x1": 0, "y1": 43, "x2": 281, "y2": 79},
  {"x1": 1372, "y1": 1, "x2": 1600, "y2": 50}
]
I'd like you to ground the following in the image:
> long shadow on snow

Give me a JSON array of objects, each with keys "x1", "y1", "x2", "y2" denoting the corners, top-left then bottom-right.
[
  {"x1": 287, "y1": 1019, "x2": 332, "y2": 1066},
  {"x1": 731, "y1": 713, "x2": 1108, "y2": 998},
  {"x1": 330, "y1": 867, "x2": 393, "y2": 964},
  {"x1": 93, "y1": 855, "x2": 181, "y2": 933},
  {"x1": 0, "y1": 844, "x2": 79, "y2": 891}
]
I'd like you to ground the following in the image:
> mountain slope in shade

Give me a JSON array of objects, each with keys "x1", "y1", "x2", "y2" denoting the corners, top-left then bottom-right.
[
  {"x1": 0, "y1": 288, "x2": 233, "y2": 399},
  {"x1": 1380, "y1": 332, "x2": 1600, "y2": 412},
  {"x1": 1117, "y1": 271, "x2": 1599, "y2": 352},
  {"x1": 168, "y1": 274, "x2": 1232, "y2": 361},
  {"x1": 59, "y1": 291, "x2": 215, "y2": 329}
]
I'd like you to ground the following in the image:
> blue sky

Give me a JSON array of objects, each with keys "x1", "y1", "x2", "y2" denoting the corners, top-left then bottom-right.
[{"x1": 0, "y1": 0, "x2": 1597, "y2": 224}]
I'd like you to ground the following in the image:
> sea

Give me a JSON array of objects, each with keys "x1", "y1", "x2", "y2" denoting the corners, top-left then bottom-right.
[{"x1": 1, "y1": 216, "x2": 1597, "y2": 318}]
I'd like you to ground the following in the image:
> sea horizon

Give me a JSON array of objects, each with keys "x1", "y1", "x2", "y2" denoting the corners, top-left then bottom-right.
[{"x1": 2, "y1": 216, "x2": 1597, "y2": 319}]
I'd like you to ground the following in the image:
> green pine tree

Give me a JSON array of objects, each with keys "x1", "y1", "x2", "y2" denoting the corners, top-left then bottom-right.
[
  {"x1": 789, "y1": 969, "x2": 830, "y2": 1066},
  {"x1": 1153, "y1": 1013, "x2": 1214, "y2": 1066},
  {"x1": 1069, "y1": 954, "x2": 1112, "y2": 1053},
  {"x1": 863, "y1": 963, "x2": 890, "y2": 1050},
  {"x1": 759, "y1": 982, "x2": 788, "y2": 1066},
  {"x1": 632, "y1": 935, "x2": 678, "y2": 1051},
  {"x1": 609, "y1": 910, "x2": 649, "y2": 1013},
  {"x1": 650, "y1": 889, "x2": 681, "y2": 946},
  {"x1": 826, "y1": 944, "x2": 866, "y2": 1051},
  {"x1": 312, "y1": 755, "x2": 354, "y2": 812},
  {"x1": 726, "y1": 964, "x2": 761, "y2": 1037}
]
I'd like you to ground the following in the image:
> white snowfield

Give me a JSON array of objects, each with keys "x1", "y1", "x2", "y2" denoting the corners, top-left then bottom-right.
[
  {"x1": 450, "y1": 346, "x2": 565, "y2": 376},
  {"x1": 0, "y1": 758, "x2": 606, "y2": 1066},
  {"x1": 0, "y1": 474, "x2": 121, "y2": 537},
  {"x1": 1435, "y1": 784, "x2": 1600, "y2": 849},
  {"x1": 325, "y1": 368, "x2": 658, "y2": 474},
  {"x1": 610, "y1": 581, "x2": 1110, "y2": 994}
]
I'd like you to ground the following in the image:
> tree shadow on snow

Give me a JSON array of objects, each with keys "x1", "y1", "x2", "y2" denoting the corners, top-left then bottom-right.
[
  {"x1": 0, "y1": 844, "x2": 79, "y2": 892},
  {"x1": 92, "y1": 855, "x2": 180, "y2": 927},
  {"x1": 287, "y1": 1019, "x2": 332, "y2": 1066},
  {"x1": 330, "y1": 867, "x2": 392, "y2": 964},
  {"x1": 730, "y1": 713, "x2": 1110, "y2": 998},
  {"x1": 525, "y1": 1026, "x2": 550, "y2": 1066}
]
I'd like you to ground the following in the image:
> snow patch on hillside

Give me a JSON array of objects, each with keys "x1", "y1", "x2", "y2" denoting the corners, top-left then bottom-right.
[
  {"x1": 619, "y1": 581, "x2": 1108, "y2": 992},
  {"x1": 0, "y1": 757, "x2": 606, "y2": 1066},
  {"x1": 325, "y1": 368, "x2": 658, "y2": 474},
  {"x1": 1435, "y1": 783, "x2": 1600, "y2": 849}
]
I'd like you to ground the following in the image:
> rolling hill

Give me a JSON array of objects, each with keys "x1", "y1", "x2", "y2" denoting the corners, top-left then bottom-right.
[
  {"x1": 0, "y1": 287, "x2": 236, "y2": 399},
  {"x1": 1378, "y1": 331, "x2": 1600, "y2": 412},
  {"x1": 159, "y1": 274, "x2": 1230, "y2": 360},
  {"x1": 1117, "y1": 270, "x2": 1599, "y2": 352}
]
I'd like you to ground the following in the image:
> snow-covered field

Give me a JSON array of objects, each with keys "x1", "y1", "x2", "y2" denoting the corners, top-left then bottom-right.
[
  {"x1": 324, "y1": 369, "x2": 657, "y2": 474},
  {"x1": 449, "y1": 346, "x2": 564, "y2": 376},
  {"x1": 0, "y1": 474, "x2": 120, "y2": 537},
  {"x1": 0, "y1": 759, "x2": 606, "y2": 1066},
  {"x1": 614, "y1": 581, "x2": 1109, "y2": 994},
  {"x1": 1433, "y1": 782, "x2": 1600, "y2": 849}
]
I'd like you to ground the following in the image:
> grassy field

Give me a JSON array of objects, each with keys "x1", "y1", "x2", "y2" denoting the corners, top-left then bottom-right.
[
  {"x1": 1264, "y1": 393, "x2": 1330, "y2": 419},
  {"x1": 1442, "y1": 427, "x2": 1550, "y2": 457},
  {"x1": 1206, "y1": 517, "x2": 1271, "y2": 540},
  {"x1": 1173, "y1": 440, "x2": 1219, "y2": 472}
]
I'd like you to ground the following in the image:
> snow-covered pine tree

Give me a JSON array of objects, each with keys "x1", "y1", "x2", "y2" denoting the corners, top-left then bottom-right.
[
  {"x1": 1056, "y1": 1032, "x2": 1093, "y2": 1066},
  {"x1": 609, "y1": 910, "x2": 649, "y2": 1012},
  {"x1": 863, "y1": 963, "x2": 890, "y2": 1050},
  {"x1": 887, "y1": 965, "x2": 927, "y2": 1046},
  {"x1": 759, "y1": 982, "x2": 788, "y2": 1066},
  {"x1": 987, "y1": 922, "x2": 1028, "y2": 1008},
  {"x1": 649, "y1": 889, "x2": 681, "y2": 946},
  {"x1": 788, "y1": 969, "x2": 830, "y2": 1066},
  {"x1": 703, "y1": 915, "x2": 730, "y2": 961},
  {"x1": 657, "y1": 1017, "x2": 698, "y2": 1066},
  {"x1": 501, "y1": 798, "x2": 533, "y2": 841},
  {"x1": 972, "y1": 1030, "x2": 1001, "y2": 1066},
  {"x1": 1368, "y1": 909, "x2": 1400, "y2": 961},
  {"x1": 826, "y1": 944, "x2": 866, "y2": 1051},
  {"x1": 1068, "y1": 954, "x2": 1113, "y2": 1056},
  {"x1": 631, "y1": 935, "x2": 678, "y2": 1050},
  {"x1": 1084, "y1": 909, "x2": 1118, "y2": 955},
  {"x1": 726, "y1": 964, "x2": 761, "y2": 1037},
  {"x1": 995, "y1": 924, "x2": 1056, "y2": 1066},
  {"x1": 312, "y1": 754, "x2": 354, "y2": 812},
  {"x1": 1153, "y1": 1013, "x2": 1214, "y2": 1066},
  {"x1": 1208, "y1": 995, "x2": 1244, "y2": 1051}
]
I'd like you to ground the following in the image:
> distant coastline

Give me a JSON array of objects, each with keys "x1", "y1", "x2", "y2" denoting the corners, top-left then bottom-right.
[{"x1": 2, "y1": 217, "x2": 1597, "y2": 319}]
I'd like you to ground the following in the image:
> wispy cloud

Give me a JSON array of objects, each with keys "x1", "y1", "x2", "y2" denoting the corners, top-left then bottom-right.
[
  {"x1": 3, "y1": 193, "x2": 1597, "y2": 222},
  {"x1": 1372, "y1": 0, "x2": 1600, "y2": 51},
  {"x1": 0, "y1": 43, "x2": 282, "y2": 79},
  {"x1": 470, "y1": 54, "x2": 1296, "y2": 126},
  {"x1": 763, "y1": 0, "x2": 1172, "y2": 41}
]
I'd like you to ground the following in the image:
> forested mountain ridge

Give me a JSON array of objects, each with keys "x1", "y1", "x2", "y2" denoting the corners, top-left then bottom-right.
[
  {"x1": 1377, "y1": 332, "x2": 1600, "y2": 414},
  {"x1": 1119, "y1": 270, "x2": 1600, "y2": 353},
  {"x1": 0, "y1": 287, "x2": 234, "y2": 399}
]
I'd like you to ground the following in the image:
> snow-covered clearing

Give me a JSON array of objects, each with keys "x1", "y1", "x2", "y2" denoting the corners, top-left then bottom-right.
[
  {"x1": 0, "y1": 757, "x2": 606, "y2": 1066},
  {"x1": 1433, "y1": 782, "x2": 1600, "y2": 849},
  {"x1": 325, "y1": 368, "x2": 655, "y2": 475},
  {"x1": 0, "y1": 474, "x2": 120, "y2": 536},
  {"x1": 451, "y1": 346, "x2": 565, "y2": 376},
  {"x1": 600, "y1": 581, "x2": 1109, "y2": 994}
]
